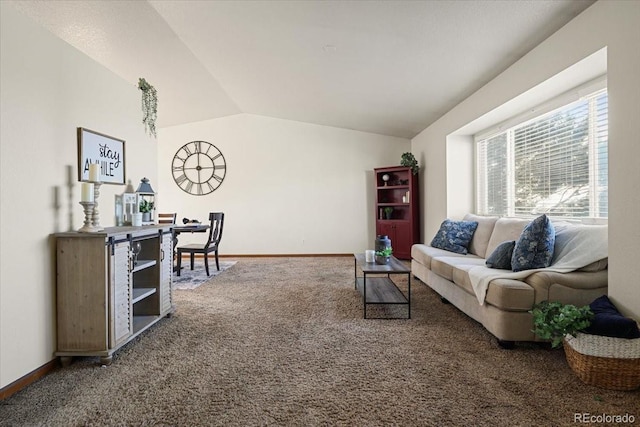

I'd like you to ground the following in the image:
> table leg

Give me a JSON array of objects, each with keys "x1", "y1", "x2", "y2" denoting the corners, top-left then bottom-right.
[{"x1": 363, "y1": 273, "x2": 367, "y2": 319}]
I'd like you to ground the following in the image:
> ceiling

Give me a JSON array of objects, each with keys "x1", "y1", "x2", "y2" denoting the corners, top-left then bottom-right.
[{"x1": 7, "y1": 0, "x2": 595, "y2": 139}]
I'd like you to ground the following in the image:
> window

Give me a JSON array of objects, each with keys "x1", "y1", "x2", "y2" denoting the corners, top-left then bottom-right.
[{"x1": 476, "y1": 87, "x2": 608, "y2": 219}]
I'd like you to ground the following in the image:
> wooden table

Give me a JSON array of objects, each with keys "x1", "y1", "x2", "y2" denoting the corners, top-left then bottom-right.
[{"x1": 353, "y1": 253, "x2": 411, "y2": 319}]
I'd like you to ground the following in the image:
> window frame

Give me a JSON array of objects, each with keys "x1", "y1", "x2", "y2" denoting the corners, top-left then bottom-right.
[{"x1": 474, "y1": 76, "x2": 608, "y2": 222}]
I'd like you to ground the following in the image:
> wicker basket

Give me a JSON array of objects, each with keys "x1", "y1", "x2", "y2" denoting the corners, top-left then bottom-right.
[{"x1": 564, "y1": 332, "x2": 640, "y2": 391}]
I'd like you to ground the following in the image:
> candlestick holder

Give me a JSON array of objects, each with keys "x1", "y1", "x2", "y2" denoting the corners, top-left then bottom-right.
[
  {"x1": 91, "y1": 181, "x2": 104, "y2": 231},
  {"x1": 78, "y1": 201, "x2": 100, "y2": 233}
]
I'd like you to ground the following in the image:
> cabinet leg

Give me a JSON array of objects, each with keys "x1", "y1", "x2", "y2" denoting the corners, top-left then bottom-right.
[
  {"x1": 99, "y1": 356, "x2": 113, "y2": 366},
  {"x1": 59, "y1": 356, "x2": 73, "y2": 367}
]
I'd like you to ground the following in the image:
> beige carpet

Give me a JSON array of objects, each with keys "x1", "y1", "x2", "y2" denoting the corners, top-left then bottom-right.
[{"x1": 1, "y1": 257, "x2": 637, "y2": 426}]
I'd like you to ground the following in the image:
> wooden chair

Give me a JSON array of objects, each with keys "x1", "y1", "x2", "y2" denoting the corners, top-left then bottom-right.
[
  {"x1": 158, "y1": 212, "x2": 177, "y2": 224},
  {"x1": 176, "y1": 212, "x2": 224, "y2": 276}
]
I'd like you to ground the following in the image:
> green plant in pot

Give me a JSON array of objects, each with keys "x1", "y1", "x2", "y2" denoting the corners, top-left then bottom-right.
[
  {"x1": 400, "y1": 152, "x2": 419, "y2": 175},
  {"x1": 139, "y1": 199, "x2": 154, "y2": 222},
  {"x1": 384, "y1": 207, "x2": 394, "y2": 220},
  {"x1": 530, "y1": 301, "x2": 593, "y2": 348},
  {"x1": 375, "y1": 246, "x2": 393, "y2": 264}
]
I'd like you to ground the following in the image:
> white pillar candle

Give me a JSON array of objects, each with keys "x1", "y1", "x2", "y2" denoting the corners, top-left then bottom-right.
[
  {"x1": 88, "y1": 163, "x2": 100, "y2": 182},
  {"x1": 81, "y1": 182, "x2": 94, "y2": 202}
]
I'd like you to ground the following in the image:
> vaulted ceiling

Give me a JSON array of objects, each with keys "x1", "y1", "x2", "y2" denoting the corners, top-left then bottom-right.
[{"x1": 8, "y1": 0, "x2": 594, "y2": 138}]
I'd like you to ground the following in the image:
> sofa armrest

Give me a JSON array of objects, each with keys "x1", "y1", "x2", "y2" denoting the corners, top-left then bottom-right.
[{"x1": 525, "y1": 270, "x2": 608, "y2": 304}]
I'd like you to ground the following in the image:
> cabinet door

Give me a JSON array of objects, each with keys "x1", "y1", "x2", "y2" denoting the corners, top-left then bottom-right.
[
  {"x1": 159, "y1": 234, "x2": 173, "y2": 315},
  {"x1": 392, "y1": 221, "x2": 413, "y2": 259},
  {"x1": 109, "y1": 241, "x2": 132, "y2": 348},
  {"x1": 377, "y1": 221, "x2": 412, "y2": 260},
  {"x1": 376, "y1": 222, "x2": 395, "y2": 242}
]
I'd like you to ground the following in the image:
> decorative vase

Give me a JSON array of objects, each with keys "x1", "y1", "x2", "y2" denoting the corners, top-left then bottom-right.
[
  {"x1": 142, "y1": 212, "x2": 151, "y2": 222},
  {"x1": 375, "y1": 235, "x2": 392, "y2": 253}
]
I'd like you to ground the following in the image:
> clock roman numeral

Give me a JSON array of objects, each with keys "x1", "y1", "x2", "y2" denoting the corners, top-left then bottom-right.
[
  {"x1": 184, "y1": 181, "x2": 193, "y2": 193},
  {"x1": 193, "y1": 141, "x2": 201, "y2": 153},
  {"x1": 175, "y1": 174, "x2": 188, "y2": 185}
]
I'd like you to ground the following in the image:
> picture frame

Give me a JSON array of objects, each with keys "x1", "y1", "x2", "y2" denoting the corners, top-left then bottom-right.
[{"x1": 77, "y1": 127, "x2": 126, "y2": 184}]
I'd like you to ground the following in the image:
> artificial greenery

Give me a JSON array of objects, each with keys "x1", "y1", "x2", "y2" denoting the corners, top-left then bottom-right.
[
  {"x1": 530, "y1": 301, "x2": 593, "y2": 348},
  {"x1": 384, "y1": 207, "x2": 394, "y2": 218},
  {"x1": 138, "y1": 77, "x2": 158, "y2": 138},
  {"x1": 400, "y1": 152, "x2": 419, "y2": 175},
  {"x1": 139, "y1": 199, "x2": 154, "y2": 213},
  {"x1": 375, "y1": 246, "x2": 393, "y2": 257}
]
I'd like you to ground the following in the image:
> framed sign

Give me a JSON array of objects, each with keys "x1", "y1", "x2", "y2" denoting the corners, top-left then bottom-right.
[{"x1": 77, "y1": 127, "x2": 126, "y2": 184}]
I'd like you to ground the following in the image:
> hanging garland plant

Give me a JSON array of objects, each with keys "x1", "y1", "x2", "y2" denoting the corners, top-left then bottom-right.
[{"x1": 138, "y1": 77, "x2": 158, "y2": 138}]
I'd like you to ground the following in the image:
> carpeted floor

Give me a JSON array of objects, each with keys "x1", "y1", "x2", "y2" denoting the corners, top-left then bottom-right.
[{"x1": 1, "y1": 257, "x2": 637, "y2": 426}]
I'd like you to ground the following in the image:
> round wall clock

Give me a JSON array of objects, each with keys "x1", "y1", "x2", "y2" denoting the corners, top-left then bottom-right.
[{"x1": 172, "y1": 141, "x2": 226, "y2": 195}]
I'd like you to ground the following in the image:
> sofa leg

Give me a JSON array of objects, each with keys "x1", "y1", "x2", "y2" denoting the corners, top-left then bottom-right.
[
  {"x1": 440, "y1": 296, "x2": 451, "y2": 304},
  {"x1": 498, "y1": 340, "x2": 515, "y2": 349}
]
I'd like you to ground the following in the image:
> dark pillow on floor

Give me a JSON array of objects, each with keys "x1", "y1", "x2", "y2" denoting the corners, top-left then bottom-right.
[
  {"x1": 486, "y1": 240, "x2": 516, "y2": 269},
  {"x1": 584, "y1": 295, "x2": 640, "y2": 339},
  {"x1": 430, "y1": 219, "x2": 478, "y2": 254}
]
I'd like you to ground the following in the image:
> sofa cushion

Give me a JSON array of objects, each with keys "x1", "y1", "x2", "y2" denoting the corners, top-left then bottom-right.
[
  {"x1": 584, "y1": 295, "x2": 640, "y2": 339},
  {"x1": 411, "y1": 244, "x2": 471, "y2": 269},
  {"x1": 430, "y1": 219, "x2": 479, "y2": 254},
  {"x1": 463, "y1": 214, "x2": 499, "y2": 258},
  {"x1": 451, "y1": 264, "x2": 534, "y2": 311},
  {"x1": 485, "y1": 240, "x2": 516, "y2": 270},
  {"x1": 431, "y1": 256, "x2": 484, "y2": 281},
  {"x1": 511, "y1": 214, "x2": 555, "y2": 272},
  {"x1": 485, "y1": 217, "x2": 530, "y2": 259}
]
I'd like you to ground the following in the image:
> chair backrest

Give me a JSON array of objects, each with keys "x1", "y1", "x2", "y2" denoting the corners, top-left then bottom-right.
[
  {"x1": 205, "y1": 212, "x2": 224, "y2": 249},
  {"x1": 158, "y1": 213, "x2": 177, "y2": 224}
]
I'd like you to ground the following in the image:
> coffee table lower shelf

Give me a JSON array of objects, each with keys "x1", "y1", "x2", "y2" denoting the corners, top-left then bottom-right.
[{"x1": 355, "y1": 277, "x2": 410, "y2": 319}]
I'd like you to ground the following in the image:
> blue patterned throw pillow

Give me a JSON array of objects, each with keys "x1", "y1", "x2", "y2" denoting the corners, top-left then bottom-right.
[
  {"x1": 430, "y1": 220, "x2": 479, "y2": 254},
  {"x1": 511, "y1": 214, "x2": 555, "y2": 272},
  {"x1": 486, "y1": 240, "x2": 516, "y2": 269}
]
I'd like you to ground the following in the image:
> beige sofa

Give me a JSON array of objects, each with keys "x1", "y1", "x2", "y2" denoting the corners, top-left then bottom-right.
[{"x1": 411, "y1": 214, "x2": 608, "y2": 347}]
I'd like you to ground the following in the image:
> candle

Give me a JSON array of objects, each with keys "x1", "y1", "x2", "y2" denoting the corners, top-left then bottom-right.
[
  {"x1": 66, "y1": 165, "x2": 73, "y2": 186},
  {"x1": 88, "y1": 163, "x2": 100, "y2": 182},
  {"x1": 81, "y1": 182, "x2": 94, "y2": 202}
]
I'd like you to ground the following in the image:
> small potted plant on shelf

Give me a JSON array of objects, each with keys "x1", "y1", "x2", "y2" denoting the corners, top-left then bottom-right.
[
  {"x1": 384, "y1": 207, "x2": 394, "y2": 220},
  {"x1": 139, "y1": 199, "x2": 154, "y2": 222},
  {"x1": 375, "y1": 247, "x2": 393, "y2": 264},
  {"x1": 530, "y1": 301, "x2": 593, "y2": 348}
]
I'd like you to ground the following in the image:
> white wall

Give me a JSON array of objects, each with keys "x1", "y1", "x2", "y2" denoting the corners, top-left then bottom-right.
[
  {"x1": 412, "y1": 0, "x2": 640, "y2": 318},
  {"x1": 0, "y1": 4, "x2": 156, "y2": 389},
  {"x1": 158, "y1": 114, "x2": 409, "y2": 254}
]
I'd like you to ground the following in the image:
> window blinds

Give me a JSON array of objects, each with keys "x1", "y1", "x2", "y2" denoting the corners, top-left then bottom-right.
[{"x1": 476, "y1": 89, "x2": 607, "y2": 219}]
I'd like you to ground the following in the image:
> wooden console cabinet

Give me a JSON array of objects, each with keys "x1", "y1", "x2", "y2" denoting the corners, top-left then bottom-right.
[
  {"x1": 374, "y1": 166, "x2": 420, "y2": 260},
  {"x1": 54, "y1": 225, "x2": 174, "y2": 365}
]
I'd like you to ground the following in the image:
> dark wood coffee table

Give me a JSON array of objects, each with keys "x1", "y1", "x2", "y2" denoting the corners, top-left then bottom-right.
[{"x1": 353, "y1": 253, "x2": 411, "y2": 319}]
